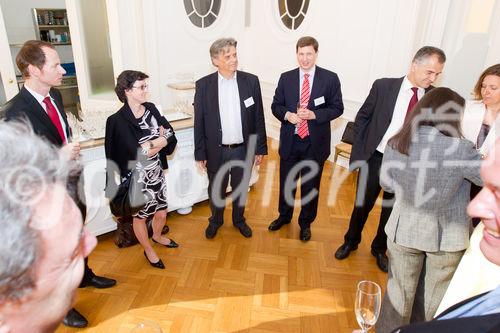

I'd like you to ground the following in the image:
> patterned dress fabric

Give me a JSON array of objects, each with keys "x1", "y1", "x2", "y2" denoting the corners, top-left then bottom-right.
[{"x1": 132, "y1": 109, "x2": 168, "y2": 218}]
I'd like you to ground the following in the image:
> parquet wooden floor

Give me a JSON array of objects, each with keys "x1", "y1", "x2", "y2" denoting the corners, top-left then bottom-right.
[{"x1": 56, "y1": 139, "x2": 387, "y2": 333}]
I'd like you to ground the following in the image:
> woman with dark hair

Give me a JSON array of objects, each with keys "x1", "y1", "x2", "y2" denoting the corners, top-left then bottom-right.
[
  {"x1": 376, "y1": 87, "x2": 483, "y2": 332},
  {"x1": 105, "y1": 70, "x2": 178, "y2": 269}
]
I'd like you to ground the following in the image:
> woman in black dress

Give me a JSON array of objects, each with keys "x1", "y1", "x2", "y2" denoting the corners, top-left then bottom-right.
[{"x1": 105, "y1": 70, "x2": 178, "y2": 269}]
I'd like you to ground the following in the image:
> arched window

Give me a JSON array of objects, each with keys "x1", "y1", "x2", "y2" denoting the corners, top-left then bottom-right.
[
  {"x1": 183, "y1": 0, "x2": 221, "y2": 28},
  {"x1": 278, "y1": 0, "x2": 310, "y2": 30}
]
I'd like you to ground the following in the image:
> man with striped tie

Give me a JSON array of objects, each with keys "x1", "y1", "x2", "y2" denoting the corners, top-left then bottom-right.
[{"x1": 269, "y1": 36, "x2": 344, "y2": 241}]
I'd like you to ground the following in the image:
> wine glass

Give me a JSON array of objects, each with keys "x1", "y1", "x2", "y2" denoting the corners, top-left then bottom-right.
[
  {"x1": 130, "y1": 320, "x2": 162, "y2": 333},
  {"x1": 354, "y1": 280, "x2": 381, "y2": 332}
]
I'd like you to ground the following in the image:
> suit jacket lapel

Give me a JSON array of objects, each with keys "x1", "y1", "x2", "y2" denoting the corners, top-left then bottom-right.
[
  {"x1": 386, "y1": 77, "x2": 404, "y2": 113},
  {"x1": 236, "y1": 71, "x2": 248, "y2": 136},
  {"x1": 309, "y1": 66, "x2": 323, "y2": 109},
  {"x1": 208, "y1": 72, "x2": 222, "y2": 133},
  {"x1": 20, "y1": 87, "x2": 63, "y2": 145},
  {"x1": 292, "y1": 68, "x2": 300, "y2": 108}
]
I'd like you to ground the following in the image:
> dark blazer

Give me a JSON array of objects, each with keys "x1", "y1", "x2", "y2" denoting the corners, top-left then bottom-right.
[
  {"x1": 104, "y1": 102, "x2": 177, "y2": 186},
  {"x1": 271, "y1": 66, "x2": 343, "y2": 163},
  {"x1": 3, "y1": 86, "x2": 70, "y2": 147},
  {"x1": 194, "y1": 70, "x2": 268, "y2": 173},
  {"x1": 392, "y1": 291, "x2": 500, "y2": 332},
  {"x1": 350, "y1": 77, "x2": 433, "y2": 170}
]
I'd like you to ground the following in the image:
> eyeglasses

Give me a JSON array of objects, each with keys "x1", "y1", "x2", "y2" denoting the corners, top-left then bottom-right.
[{"x1": 132, "y1": 84, "x2": 149, "y2": 91}]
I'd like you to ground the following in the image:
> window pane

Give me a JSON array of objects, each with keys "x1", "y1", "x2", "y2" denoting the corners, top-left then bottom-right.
[
  {"x1": 278, "y1": 0, "x2": 309, "y2": 30},
  {"x1": 184, "y1": 0, "x2": 221, "y2": 28},
  {"x1": 77, "y1": 0, "x2": 114, "y2": 95},
  {"x1": 193, "y1": 0, "x2": 211, "y2": 16}
]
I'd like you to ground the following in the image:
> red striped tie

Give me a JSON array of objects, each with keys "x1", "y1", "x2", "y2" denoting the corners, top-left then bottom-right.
[
  {"x1": 297, "y1": 73, "x2": 310, "y2": 139},
  {"x1": 43, "y1": 96, "x2": 66, "y2": 144}
]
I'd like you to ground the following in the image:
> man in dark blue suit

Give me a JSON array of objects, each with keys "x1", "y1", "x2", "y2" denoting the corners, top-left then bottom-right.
[{"x1": 268, "y1": 36, "x2": 343, "y2": 241}]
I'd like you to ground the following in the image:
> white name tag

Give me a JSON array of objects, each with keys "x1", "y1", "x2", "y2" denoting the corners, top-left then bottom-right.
[
  {"x1": 244, "y1": 97, "x2": 255, "y2": 108},
  {"x1": 314, "y1": 96, "x2": 325, "y2": 106}
]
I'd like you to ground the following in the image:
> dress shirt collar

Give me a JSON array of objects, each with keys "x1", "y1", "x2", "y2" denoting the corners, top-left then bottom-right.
[
  {"x1": 218, "y1": 71, "x2": 237, "y2": 83},
  {"x1": 300, "y1": 66, "x2": 316, "y2": 80},
  {"x1": 402, "y1": 76, "x2": 424, "y2": 94},
  {"x1": 24, "y1": 84, "x2": 53, "y2": 105}
]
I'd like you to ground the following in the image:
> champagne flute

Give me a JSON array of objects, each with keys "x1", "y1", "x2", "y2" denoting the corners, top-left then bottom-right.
[{"x1": 354, "y1": 280, "x2": 381, "y2": 332}]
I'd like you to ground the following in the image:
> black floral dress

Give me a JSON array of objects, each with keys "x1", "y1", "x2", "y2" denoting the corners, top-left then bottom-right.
[{"x1": 133, "y1": 109, "x2": 168, "y2": 218}]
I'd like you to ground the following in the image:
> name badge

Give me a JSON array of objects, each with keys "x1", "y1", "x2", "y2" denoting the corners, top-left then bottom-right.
[
  {"x1": 314, "y1": 96, "x2": 325, "y2": 106},
  {"x1": 244, "y1": 97, "x2": 255, "y2": 108}
]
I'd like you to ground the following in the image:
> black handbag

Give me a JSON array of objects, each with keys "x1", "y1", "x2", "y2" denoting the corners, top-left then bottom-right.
[{"x1": 109, "y1": 170, "x2": 147, "y2": 217}]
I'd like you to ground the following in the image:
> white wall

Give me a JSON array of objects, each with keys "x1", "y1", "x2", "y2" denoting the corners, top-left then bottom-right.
[
  {"x1": 65, "y1": 0, "x2": 500, "y2": 159},
  {"x1": 134, "y1": 0, "x2": 449, "y2": 159},
  {"x1": 441, "y1": 0, "x2": 500, "y2": 98}
]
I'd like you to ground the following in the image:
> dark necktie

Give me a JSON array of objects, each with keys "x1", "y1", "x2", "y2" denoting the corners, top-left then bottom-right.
[
  {"x1": 476, "y1": 123, "x2": 491, "y2": 149},
  {"x1": 404, "y1": 87, "x2": 419, "y2": 124},
  {"x1": 43, "y1": 96, "x2": 66, "y2": 143}
]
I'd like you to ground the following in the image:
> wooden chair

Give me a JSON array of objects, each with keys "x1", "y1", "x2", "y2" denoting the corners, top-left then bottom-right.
[
  {"x1": 333, "y1": 121, "x2": 355, "y2": 166},
  {"x1": 332, "y1": 122, "x2": 357, "y2": 188}
]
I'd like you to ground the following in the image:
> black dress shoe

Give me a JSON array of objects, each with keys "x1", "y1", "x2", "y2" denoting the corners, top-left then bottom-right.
[
  {"x1": 299, "y1": 227, "x2": 311, "y2": 241},
  {"x1": 63, "y1": 308, "x2": 88, "y2": 328},
  {"x1": 334, "y1": 243, "x2": 358, "y2": 260},
  {"x1": 268, "y1": 218, "x2": 291, "y2": 231},
  {"x1": 79, "y1": 274, "x2": 117, "y2": 289},
  {"x1": 205, "y1": 224, "x2": 221, "y2": 239},
  {"x1": 235, "y1": 222, "x2": 252, "y2": 238},
  {"x1": 143, "y1": 251, "x2": 165, "y2": 269},
  {"x1": 152, "y1": 238, "x2": 179, "y2": 248},
  {"x1": 371, "y1": 249, "x2": 388, "y2": 273}
]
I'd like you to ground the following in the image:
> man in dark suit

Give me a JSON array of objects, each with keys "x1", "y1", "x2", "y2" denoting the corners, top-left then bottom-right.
[
  {"x1": 389, "y1": 139, "x2": 500, "y2": 332},
  {"x1": 2, "y1": 40, "x2": 116, "y2": 328},
  {"x1": 194, "y1": 37, "x2": 268, "y2": 239},
  {"x1": 334, "y1": 46, "x2": 446, "y2": 272},
  {"x1": 268, "y1": 36, "x2": 343, "y2": 241}
]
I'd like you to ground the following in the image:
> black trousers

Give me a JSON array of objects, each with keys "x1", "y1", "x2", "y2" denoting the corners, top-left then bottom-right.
[
  {"x1": 73, "y1": 173, "x2": 95, "y2": 282},
  {"x1": 278, "y1": 135, "x2": 324, "y2": 229},
  {"x1": 207, "y1": 145, "x2": 251, "y2": 227},
  {"x1": 343, "y1": 151, "x2": 393, "y2": 254}
]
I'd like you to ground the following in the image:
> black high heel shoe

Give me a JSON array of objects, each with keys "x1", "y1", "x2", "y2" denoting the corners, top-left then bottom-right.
[
  {"x1": 152, "y1": 238, "x2": 179, "y2": 248},
  {"x1": 143, "y1": 251, "x2": 165, "y2": 269}
]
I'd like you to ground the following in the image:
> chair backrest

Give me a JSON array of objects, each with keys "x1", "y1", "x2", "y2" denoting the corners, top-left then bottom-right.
[{"x1": 341, "y1": 121, "x2": 355, "y2": 145}]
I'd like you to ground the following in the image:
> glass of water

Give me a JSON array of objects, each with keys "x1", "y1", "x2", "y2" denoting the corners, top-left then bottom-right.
[{"x1": 354, "y1": 280, "x2": 381, "y2": 332}]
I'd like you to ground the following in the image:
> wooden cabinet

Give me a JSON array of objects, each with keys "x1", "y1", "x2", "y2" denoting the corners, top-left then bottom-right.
[{"x1": 32, "y1": 8, "x2": 71, "y2": 45}]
